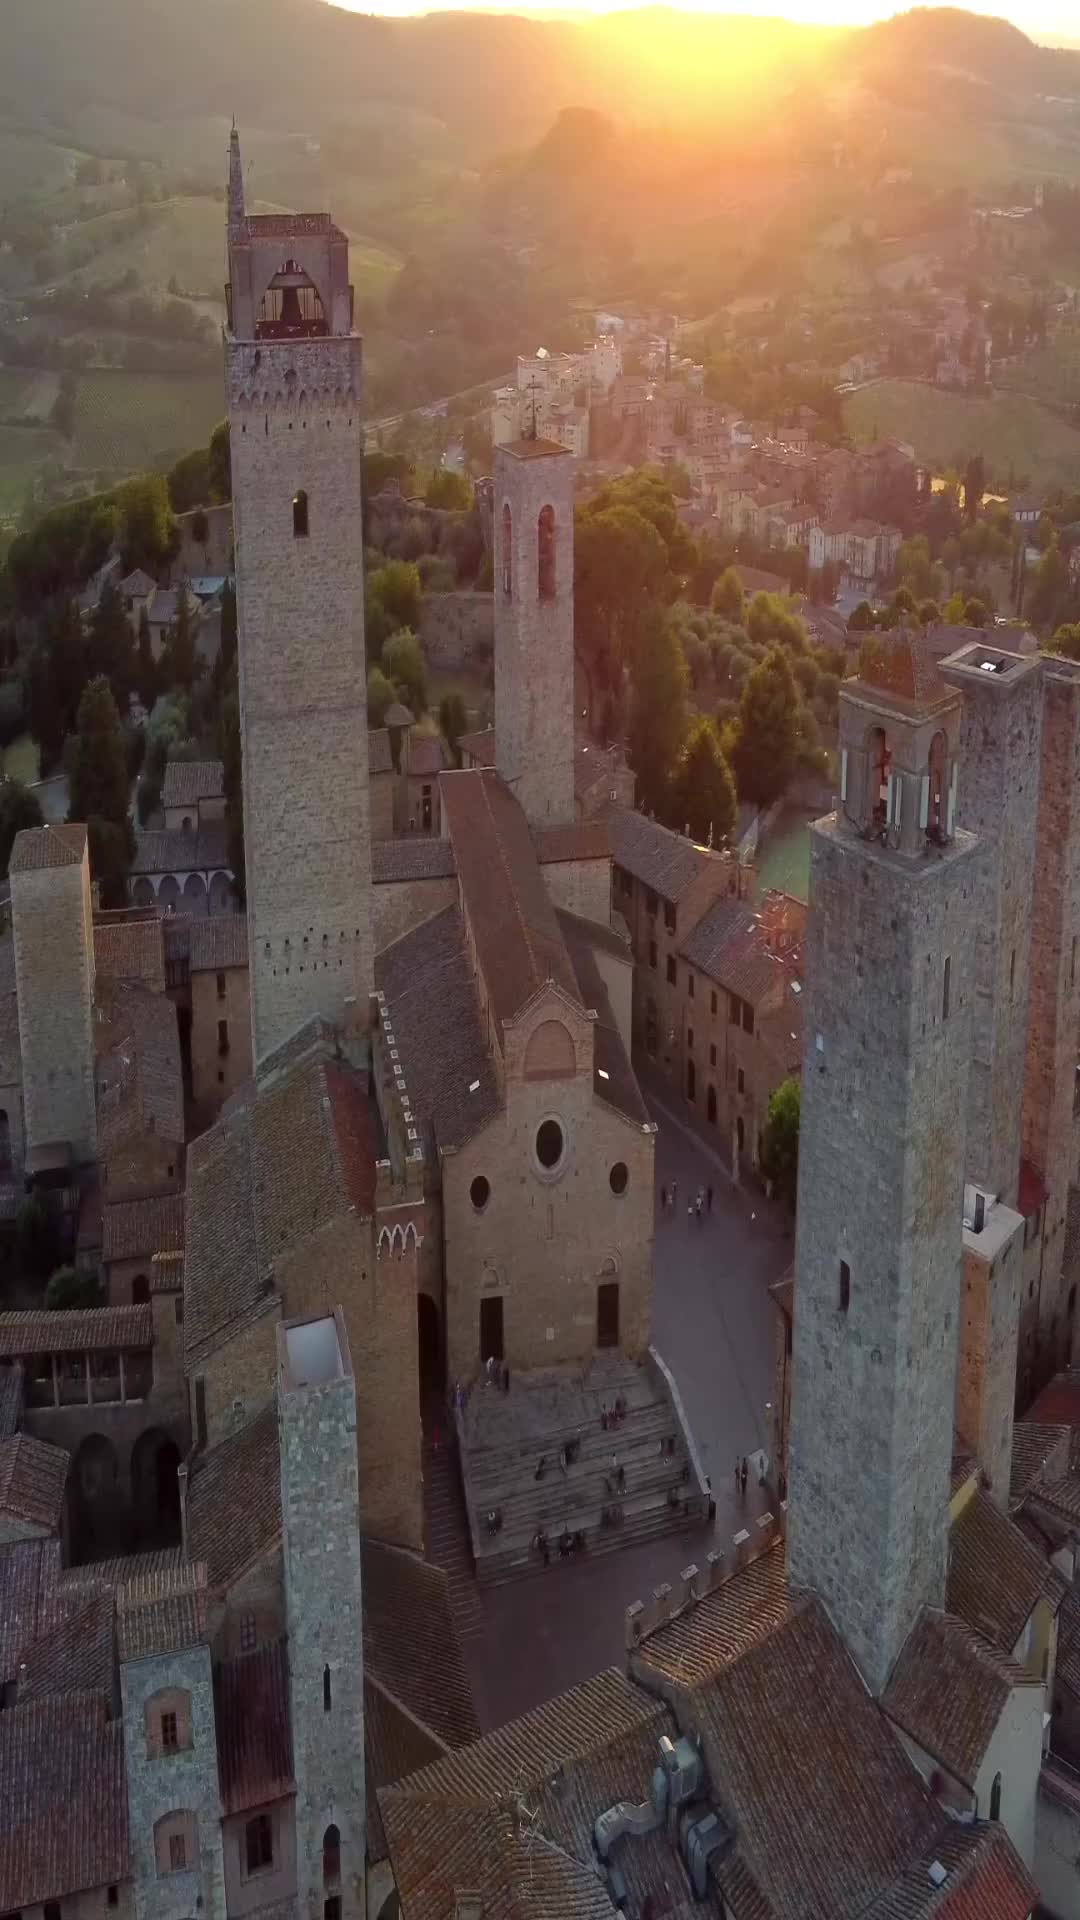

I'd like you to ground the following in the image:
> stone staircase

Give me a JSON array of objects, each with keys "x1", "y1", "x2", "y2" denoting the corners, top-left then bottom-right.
[
  {"x1": 456, "y1": 1353, "x2": 708, "y2": 1587},
  {"x1": 422, "y1": 1432, "x2": 486, "y2": 1647}
]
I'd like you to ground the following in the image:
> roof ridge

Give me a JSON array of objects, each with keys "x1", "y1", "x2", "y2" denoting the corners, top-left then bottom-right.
[{"x1": 481, "y1": 772, "x2": 544, "y2": 1007}]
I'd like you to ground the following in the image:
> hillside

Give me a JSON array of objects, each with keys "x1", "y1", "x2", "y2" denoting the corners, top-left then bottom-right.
[{"x1": 843, "y1": 380, "x2": 1080, "y2": 491}]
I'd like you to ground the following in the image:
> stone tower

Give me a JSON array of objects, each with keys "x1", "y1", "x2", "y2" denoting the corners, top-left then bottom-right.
[
  {"x1": 1023, "y1": 655, "x2": 1080, "y2": 1389},
  {"x1": 939, "y1": 641, "x2": 1041, "y2": 1500},
  {"x1": 225, "y1": 136, "x2": 373, "y2": 1065},
  {"x1": 786, "y1": 640, "x2": 978, "y2": 1695},
  {"x1": 278, "y1": 1311, "x2": 365, "y2": 1919},
  {"x1": 10, "y1": 823, "x2": 96, "y2": 1166},
  {"x1": 494, "y1": 437, "x2": 575, "y2": 827}
]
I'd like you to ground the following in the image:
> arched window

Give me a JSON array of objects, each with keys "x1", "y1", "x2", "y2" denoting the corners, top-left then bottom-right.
[
  {"x1": 323, "y1": 1825, "x2": 341, "y2": 1886},
  {"x1": 293, "y1": 489, "x2": 309, "y2": 538},
  {"x1": 989, "y1": 1772, "x2": 1002, "y2": 1822},
  {"x1": 868, "y1": 726, "x2": 890, "y2": 828},
  {"x1": 501, "y1": 503, "x2": 512, "y2": 596},
  {"x1": 0, "y1": 1109, "x2": 12, "y2": 1169},
  {"x1": 538, "y1": 504, "x2": 556, "y2": 600},
  {"x1": 132, "y1": 1274, "x2": 150, "y2": 1305},
  {"x1": 926, "y1": 730, "x2": 947, "y2": 837},
  {"x1": 323, "y1": 1663, "x2": 332, "y2": 1712}
]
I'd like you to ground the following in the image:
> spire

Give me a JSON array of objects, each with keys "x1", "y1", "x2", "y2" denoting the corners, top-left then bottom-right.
[{"x1": 228, "y1": 123, "x2": 245, "y2": 234}]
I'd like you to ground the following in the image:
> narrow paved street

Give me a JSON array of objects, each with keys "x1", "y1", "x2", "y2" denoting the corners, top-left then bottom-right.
[{"x1": 449, "y1": 1090, "x2": 793, "y2": 1729}]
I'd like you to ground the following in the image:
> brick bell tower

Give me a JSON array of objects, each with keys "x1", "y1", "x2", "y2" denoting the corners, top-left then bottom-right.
[
  {"x1": 225, "y1": 131, "x2": 373, "y2": 1065},
  {"x1": 786, "y1": 638, "x2": 979, "y2": 1695}
]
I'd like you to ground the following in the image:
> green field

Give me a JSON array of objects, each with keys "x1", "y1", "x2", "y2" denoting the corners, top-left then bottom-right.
[
  {"x1": 3, "y1": 736, "x2": 39, "y2": 786},
  {"x1": 0, "y1": 425, "x2": 64, "y2": 518},
  {"x1": 0, "y1": 368, "x2": 61, "y2": 423},
  {"x1": 71, "y1": 369, "x2": 225, "y2": 475},
  {"x1": 995, "y1": 332, "x2": 1080, "y2": 409},
  {"x1": 843, "y1": 379, "x2": 1080, "y2": 492}
]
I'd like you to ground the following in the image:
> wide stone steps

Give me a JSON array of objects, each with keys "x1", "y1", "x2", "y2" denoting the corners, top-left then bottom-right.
[
  {"x1": 466, "y1": 1403, "x2": 677, "y2": 1492},
  {"x1": 422, "y1": 1439, "x2": 485, "y2": 1644},
  {"x1": 476, "y1": 1488, "x2": 703, "y2": 1587}
]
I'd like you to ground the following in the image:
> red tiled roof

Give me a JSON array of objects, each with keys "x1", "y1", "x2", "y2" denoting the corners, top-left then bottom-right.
[
  {"x1": 9, "y1": 823, "x2": 86, "y2": 874},
  {"x1": 18, "y1": 1587, "x2": 114, "y2": 1702},
  {"x1": 882, "y1": 1609, "x2": 1031, "y2": 1789},
  {"x1": 535, "y1": 819, "x2": 610, "y2": 864},
  {"x1": 362, "y1": 1539, "x2": 479, "y2": 1755},
  {"x1": 116, "y1": 1562, "x2": 209, "y2": 1661},
  {"x1": 0, "y1": 1305, "x2": 153, "y2": 1357},
  {"x1": 93, "y1": 916, "x2": 166, "y2": 992},
  {"x1": 631, "y1": 1540, "x2": 791, "y2": 1688},
  {"x1": 324, "y1": 1062, "x2": 379, "y2": 1217},
  {"x1": 94, "y1": 976, "x2": 184, "y2": 1149},
  {"x1": 103, "y1": 1192, "x2": 186, "y2": 1265},
  {"x1": 864, "y1": 1823, "x2": 1037, "y2": 1920},
  {"x1": 0, "y1": 1693, "x2": 130, "y2": 1910},
  {"x1": 856, "y1": 633, "x2": 953, "y2": 712},
  {"x1": 162, "y1": 759, "x2": 224, "y2": 808},
  {"x1": 1027, "y1": 1368, "x2": 1080, "y2": 1430},
  {"x1": 458, "y1": 727, "x2": 496, "y2": 767},
  {"x1": 0, "y1": 1537, "x2": 63, "y2": 1685},
  {"x1": 948, "y1": 1485, "x2": 1065, "y2": 1651},
  {"x1": 215, "y1": 1637, "x2": 294, "y2": 1814},
  {"x1": 441, "y1": 770, "x2": 581, "y2": 1032},
  {"x1": 187, "y1": 1403, "x2": 282, "y2": 1592},
  {"x1": 0, "y1": 1433, "x2": 69, "y2": 1534},
  {"x1": 189, "y1": 915, "x2": 248, "y2": 972},
  {"x1": 372, "y1": 838, "x2": 457, "y2": 883}
]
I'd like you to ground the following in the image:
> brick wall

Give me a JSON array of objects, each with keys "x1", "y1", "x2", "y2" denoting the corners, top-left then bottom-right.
[
  {"x1": 191, "y1": 967, "x2": 252, "y2": 1111},
  {"x1": 12, "y1": 849, "x2": 96, "y2": 1163}
]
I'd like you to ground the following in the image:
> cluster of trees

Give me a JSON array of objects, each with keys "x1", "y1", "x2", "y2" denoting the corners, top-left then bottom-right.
[
  {"x1": 848, "y1": 582, "x2": 992, "y2": 634},
  {"x1": 364, "y1": 560, "x2": 429, "y2": 723},
  {"x1": 0, "y1": 1185, "x2": 102, "y2": 1309},
  {"x1": 5, "y1": 470, "x2": 176, "y2": 608}
]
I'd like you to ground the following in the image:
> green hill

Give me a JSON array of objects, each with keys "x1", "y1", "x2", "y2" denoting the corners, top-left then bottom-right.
[{"x1": 843, "y1": 379, "x2": 1080, "y2": 491}]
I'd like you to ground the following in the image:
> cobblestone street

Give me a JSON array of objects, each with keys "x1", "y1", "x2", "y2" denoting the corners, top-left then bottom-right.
[{"x1": 455, "y1": 1089, "x2": 793, "y2": 1729}]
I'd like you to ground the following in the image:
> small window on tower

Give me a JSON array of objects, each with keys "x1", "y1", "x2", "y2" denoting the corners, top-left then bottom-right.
[
  {"x1": 323, "y1": 1663, "x2": 332, "y2": 1712},
  {"x1": 943, "y1": 956, "x2": 951, "y2": 1021},
  {"x1": 538, "y1": 503, "x2": 556, "y2": 599},
  {"x1": 293, "y1": 489, "x2": 309, "y2": 538},
  {"x1": 502, "y1": 503, "x2": 513, "y2": 596},
  {"x1": 839, "y1": 1261, "x2": 851, "y2": 1313}
]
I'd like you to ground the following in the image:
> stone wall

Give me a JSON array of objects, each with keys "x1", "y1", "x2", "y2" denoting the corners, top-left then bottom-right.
[
  {"x1": 221, "y1": 1798, "x2": 297, "y2": 1919},
  {"x1": 12, "y1": 845, "x2": 96, "y2": 1163},
  {"x1": 191, "y1": 966, "x2": 252, "y2": 1111},
  {"x1": 418, "y1": 591, "x2": 493, "y2": 671},
  {"x1": 540, "y1": 856, "x2": 610, "y2": 926},
  {"x1": 121, "y1": 1641, "x2": 226, "y2": 1920},
  {"x1": 787, "y1": 814, "x2": 978, "y2": 1696},
  {"x1": 278, "y1": 1314, "x2": 366, "y2": 1920},
  {"x1": 228, "y1": 337, "x2": 373, "y2": 1064},
  {"x1": 494, "y1": 444, "x2": 575, "y2": 829},
  {"x1": 103, "y1": 1129, "x2": 182, "y2": 1205},
  {"x1": 194, "y1": 1305, "x2": 281, "y2": 1450}
]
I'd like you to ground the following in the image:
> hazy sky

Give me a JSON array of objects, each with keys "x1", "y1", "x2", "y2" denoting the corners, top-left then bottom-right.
[{"x1": 333, "y1": 0, "x2": 1077, "y2": 40}]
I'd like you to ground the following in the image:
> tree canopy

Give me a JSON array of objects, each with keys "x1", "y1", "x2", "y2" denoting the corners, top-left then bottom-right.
[
  {"x1": 730, "y1": 646, "x2": 799, "y2": 807},
  {"x1": 669, "y1": 716, "x2": 736, "y2": 845}
]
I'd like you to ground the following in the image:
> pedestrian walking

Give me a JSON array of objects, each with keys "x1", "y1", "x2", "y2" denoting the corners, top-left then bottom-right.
[
  {"x1": 734, "y1": 1457, "x2": 740, "y2": 1494},
  {"x1": 740, "y1": 1455, "x2": 748, "y2": 1497},
  {"x1": 695, "y1": 1195, "x2": 702, "y2": 1223},
  {"x1": 670, "y1": 1179, "x2": 677, "y2": 1211}
]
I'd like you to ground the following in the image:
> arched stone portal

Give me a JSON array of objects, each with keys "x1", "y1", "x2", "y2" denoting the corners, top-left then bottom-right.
[
  {"x1": 131, "y1": 1426, "x2": 182, "y2": 1549},
  {"x1": 183, "y1": 873, "x2": 208, "y2": 917},
  {"x1": 418, "y1": 1293, "x2": 442, "y2": 1403},
  {"x1": 68, "y1": 1432, "x2": 122, "y2": 1563}
]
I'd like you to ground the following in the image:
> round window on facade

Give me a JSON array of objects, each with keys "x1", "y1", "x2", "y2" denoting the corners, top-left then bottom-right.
[
  {"x1": 470, "y1": 1175, "x2": 490, "y2": 1212},
  {"x1": 535, "y1": 1119, "x2": 565, "y2": 1171},
  {"x1": 609, "y1": 1162, "x2": 629, "y2": 1196}
]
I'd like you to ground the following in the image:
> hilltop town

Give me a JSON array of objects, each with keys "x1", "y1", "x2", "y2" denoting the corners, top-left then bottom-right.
[{"x1": 7, "y1": 94, "x2": 1080, "y2": 1920}]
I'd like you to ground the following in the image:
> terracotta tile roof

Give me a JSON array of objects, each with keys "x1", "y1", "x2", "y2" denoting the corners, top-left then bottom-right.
[
  {"x1": 162, "y1": 758, "x2": 224, "y2": 808},
  {"x1": 9, "y1": 822, "x2": 86, "y2": 874},
  {"x1": 1055, "y1": 1585, "x2": 1080, "y2": 1699},
  {"x1": 534, "y1": 819, "x2": 611, "y2": 864},
  {"x1": 0, "y1": 1693, "x2": 130, "y2": 1910},
  {"x1": 0, "y1": 1304, "x2": 152, "y2": 1356},
  {"x1": 215, "y1": 1637, "x2": 294, "y2": 1814},
  {"x1": 94, "y1": 977, "x2": 184, "y2": 1149},
  {"x1": 189, "y1": 914, "x2": 249, "y2": 971},
  {"x1": 130, "y1": 821, "x2": 230, "y2": 875},
  {"x1": 372, "y1": 838, "x2": 457, "y2": 883},
  {"x1": 0, "y1": 1432, "x2": 69, "y2": 1534},
  {"x1": 1010, "y1": 1421, "x2": 1071, "y2": 1503},
  {"x1": 186, "y1": 1403, "x2": 282, "y2": 1591},
  {"x1": 376, "y1": 906, "x2": 500, "y2": 1156},
  {"x1": 362, "y1": 1539, "x2": 479, "y2": 1754},
  {"x1": 410, "y1": 733, "x2": 448, "y2": 778},
  {"x1": 120, "y1": 567, "x2": 156, "y2": 596},
  {"x1": 63, "y1": 1545, "x2": 184, "y2": 1590},
  {"x1": 459, "y1": 726, "x2": 496, "y2": 766},
  {"x1": 608, "y1": 807, "x2": 723, "y2": 902},
  {"x1": 116, "y1": 1561, "x2": 209, "y2": 1661},
  {"x1": 365, "y1": 1678, "x2": 444, "y2": 1863},
  {"x1": 184, "y1": 1105, "x2": 265, "y2": 1367},
  {"x1": 253, "y1": 1056, "x2": 378, "y2": 1265},
  {"x1": 0, "y1": 1537, "x2": 63, "y2": 1684},
  {"x1": 441, "y1": 771, "x2": 582, "y2": 1032},
  {"x1": 103, "y1": 1191, "x2": 186, "y2": 1264},
  {"x1": 632, "y1": 1540, "x2": 791, "y2": 1689},
  {"x1": 860, "y1": 1823, "x2": 1037, "y2": 1920},
  {"x1": 882, "y1": 1609, "x2": 1031, "y2": 1788},
  {"x1": 692, "y1": 1598, "x2": 940, "y2": 1920},
  {"x1": 574, "y1": 741, "x2": 627, "y2": 800},
  {"x1": 18, "y1": 1586, "x2": 114, "y2": 1701},
  {"x1": 321, "y1": 1061, "x2": 379, "y2": 1216},
  {"x1": 380, "y1": 1669, "x2": 685, "y2": 1919},
  {"x1": 502, "y1": 436, "x2": 569, "y2": 461},
  {"x1": 557, "y1": 911, "x2": 648, "y2": 1125},
  {"x1": 0, "y1": 1358, "x2": 24, "y2": 1438},
  {"x1": 947, "y1": 1485, "x2": 1065, "y2": 1651},
  {"x1": 93, "y1": 915, "x2": 166, "y2": 991},
  {"x1": 855, "y1": 633, "x2": 953, "y2": 712},
  {"x1": 680, "y1": 894, "x2": 803, "y2": 1006}
]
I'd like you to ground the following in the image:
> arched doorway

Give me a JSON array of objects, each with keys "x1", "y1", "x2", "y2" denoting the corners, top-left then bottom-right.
[
  {"x1": 130, "y1": 1427, "x2": 182, "y2": 1549},
  {"x1": 132, "y1": 1273, "x2": 150, "y2": 1304},
  {"x1": 132, "y1": 877, "x2": 155, "y2": 908},
  {"x1": 209, "y1": 870, "x2": 233, "y2": 916},
  {"x1": 158, "y1": 874, "x2": 180, "y2": 912},
  {"x1": 417, "y1": 1294, "x2": 442, "y2": 1402},
  {"x1": 68, "y1": 1433, "x2": 121, "y2": 1564},
  {"x1": 183, "y1": 873, "x2": 208, "y2": 918}
]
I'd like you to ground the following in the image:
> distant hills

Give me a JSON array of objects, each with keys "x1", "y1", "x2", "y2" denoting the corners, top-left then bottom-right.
[{"x1": 4, "y1": 2, "x2": 1079, "y2": 163}]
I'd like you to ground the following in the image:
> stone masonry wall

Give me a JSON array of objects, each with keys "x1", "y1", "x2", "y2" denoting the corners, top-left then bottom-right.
[
  {"x1": 494, "y1": 444, "x2": 575, "y2": 829},
  {"x1": 12, "y1": 853, "x2": 96, "y2": 1163},
  {"x1": 121, "y1": 1642, "x2": 226, "y2": 1920},
  {"x1": 191, "y1": 966, "x2": 253, "y2": 1111},
  {"x1": 228, "y1": 337, "x2": 373, "y2": 1064},
  {"x1": 278, "y1": 1323, "x2": 366, "y2": 1920},
  {"x1": 418, "y1": 591, "x2": 493, "y2": 671},
  {"x1": 787, "y1": 816, "x2": 978, "y2": 1696}
]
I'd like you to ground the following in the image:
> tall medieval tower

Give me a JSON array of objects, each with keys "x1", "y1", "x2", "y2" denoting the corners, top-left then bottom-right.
[
  {"x1": 494, "y1": 438, "x2": 575, "y2": 827},
  {"x1": 10, "y1": 823, "x2": 96, "y2": 1166},
  {"x1": 278, "y1": 1311, "x2": 365, "y2": 1919},
  {"x1": 225, "y1": 131, "x2": 373, "y2": 1065},
  {"x1": 786, "y1": 646, "x2": 978, "y2": 1695}
]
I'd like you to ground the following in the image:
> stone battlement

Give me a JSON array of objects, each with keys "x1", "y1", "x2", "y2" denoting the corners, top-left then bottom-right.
[
  {"x1": 371, "y1": 990, "x2": 424, "y2": 1201},
  {"x1": 624, "y1": 1505, "x2": 786, "y2": 1651}
]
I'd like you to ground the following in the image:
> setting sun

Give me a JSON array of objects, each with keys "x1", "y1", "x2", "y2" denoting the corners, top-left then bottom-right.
[{"x1": 333, "y1": 0, "x2": 1074, "y2": 35}]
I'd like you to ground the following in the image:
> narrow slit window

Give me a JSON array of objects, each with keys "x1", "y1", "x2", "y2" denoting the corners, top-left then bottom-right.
[
  {"x1": 943, "y1": 956, "x2": 951, "y2": 1021},
  {"x1": 839, "y1": 1261, "x2": 851, "y2": 1313},
  {"x1": 323, "y1": 1663, "x2": 332, "y2": 1712},
  {"x1": 293, "y1": 489, "x2": 309, "y2": 538}
]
